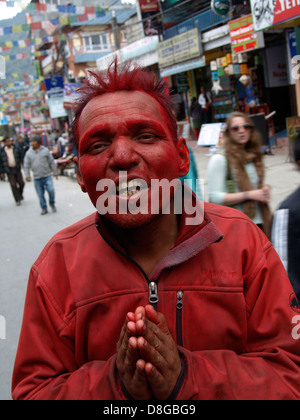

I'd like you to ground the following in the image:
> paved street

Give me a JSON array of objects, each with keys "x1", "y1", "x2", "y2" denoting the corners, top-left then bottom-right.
[
  {"x1": 0, "y1": 172, "x2": 94, "y2": 400},
  {"x1": 0, "y1": 142, "x2": 299, "y2": 400}
]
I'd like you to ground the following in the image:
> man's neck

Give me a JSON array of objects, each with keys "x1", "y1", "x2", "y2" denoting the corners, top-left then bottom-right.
[{"x1": 111, "y1": 211, "x2": 180, "y2": 277}]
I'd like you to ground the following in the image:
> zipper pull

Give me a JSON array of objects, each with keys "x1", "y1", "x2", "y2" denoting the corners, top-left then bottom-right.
[
  {"x1": 176, "y1": 290, "x2": 183, "y2": 309},
  {"x1": 149, "y1": 281, "x2": 159, "y2": 305}
]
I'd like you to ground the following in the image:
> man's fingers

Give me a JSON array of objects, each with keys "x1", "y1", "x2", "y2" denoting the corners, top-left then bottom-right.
[
  {"x1": 144, "y1": 362, "x2": 171, "y2": 400},
  {"x1": 117, "y1": 312, "x2": 135, "y2": 351},
  {"x1": 145, "y1": 305, "x2": 170, "y2": 335}
]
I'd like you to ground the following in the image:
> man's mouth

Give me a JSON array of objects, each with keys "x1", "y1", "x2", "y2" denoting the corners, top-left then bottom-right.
[{"x1": 116, "y1": 179, "x2": 147, "y2": 197}]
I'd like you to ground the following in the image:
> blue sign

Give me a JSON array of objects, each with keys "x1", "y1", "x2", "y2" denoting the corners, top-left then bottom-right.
[
  {"x1": 288, "y1": 30, "x2": 297, "y2": 59},
  {"x1": 44, "y1": 76, "x2": 64, "y2": 91},
  {"x1": 0, "y1": 115, "x2": 8, "y2": 125}
]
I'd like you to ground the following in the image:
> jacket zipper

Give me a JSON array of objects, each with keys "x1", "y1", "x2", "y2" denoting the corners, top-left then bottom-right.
[
  {"x1": 96, "y1": 222, "x2": 161, "y2": 309},
  {"x1": 176, "y1": 290, "x2": 183, "y2": 346},
  {"x1": 149, "y1": 281, "x2": 159, "y2": 309}
]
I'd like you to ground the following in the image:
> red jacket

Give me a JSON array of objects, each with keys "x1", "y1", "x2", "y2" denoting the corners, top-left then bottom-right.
[{"x1": 12, "y1": 203, "x2": 300, "y2": 399}]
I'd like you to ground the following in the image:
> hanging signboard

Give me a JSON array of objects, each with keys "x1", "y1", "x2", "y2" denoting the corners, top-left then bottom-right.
[
  {"x1": 229, "y1": 14, "x2": 264, "y2": 54},
  {"x1": 211, "y1": 0, "x2": 230, "y2": 16},
  {"x1": 157, "y1": 28, "x2": 202, "y2": 68},
  {"x1": 250, "y1": 0, "x2": 300, "y2": 31},
  {"x1": 44, "y1": 76, "x2": 64, "y2": 91},
  {"x1": 138, "y1": 0, "x2": 163, "y2": 36},
  {"x1": 63, "y1": 82, "x2": 84, "y2": 109},
  {"x1": 48, "y1": 97, "x2": 67, "y2": 119}
]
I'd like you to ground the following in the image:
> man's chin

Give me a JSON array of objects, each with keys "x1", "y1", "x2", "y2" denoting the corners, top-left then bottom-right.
[{"x1": 100, "y1": 212, "x2": 156, "y2": 230}]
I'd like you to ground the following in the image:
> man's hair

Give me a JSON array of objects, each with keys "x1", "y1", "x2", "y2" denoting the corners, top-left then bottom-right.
[
  {"x1": 294, "y1": 133, "x2": 300, "y2": 162},
  {"x1": 71, "y1": 58, "x2": 178, "y2": 149},
  {"x1": 30, "y1": 134, "x2": 42, "y2": 143}
]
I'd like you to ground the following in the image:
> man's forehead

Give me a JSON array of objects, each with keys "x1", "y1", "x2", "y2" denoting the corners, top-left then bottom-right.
[
  {"x1": 82, "y1": 91, "x2": 162, "y2": 116},
  {"x1": 79, "y1": 90, "x2": 167, "y2": 134}
]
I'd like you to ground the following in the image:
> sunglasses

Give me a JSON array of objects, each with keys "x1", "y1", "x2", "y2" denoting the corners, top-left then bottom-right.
[{"x1": 230, "y1": 124, "x2": 253, "y2": 132}]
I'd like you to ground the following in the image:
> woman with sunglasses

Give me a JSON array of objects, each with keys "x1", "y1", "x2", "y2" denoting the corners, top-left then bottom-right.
[{"x1": 208, "y1": 111, "x2": 272, "y2": 237}]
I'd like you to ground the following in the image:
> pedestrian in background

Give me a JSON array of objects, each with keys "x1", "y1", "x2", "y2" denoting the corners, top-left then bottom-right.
[
  {"x1": 0, "y1": 136, "x2": 25, "y2": 206},
  {"x1": 207, "y1": 111, "x2": 272, "y2": 237},
  {"x1": 15, "y1": 134, "x2": 29, "y2": 164},
  {"x1": 189, "y1": 97, "x2": 202, "y2": 140},
  {"x1": 24, "y1": 134, "x2": 58, "y2": 215},
  {"x1": 272, "y1": 133, "x2": 300, "y2": 301},
  {"x1": 198, "y1": 86, "x2": 212, "y2": 123}
]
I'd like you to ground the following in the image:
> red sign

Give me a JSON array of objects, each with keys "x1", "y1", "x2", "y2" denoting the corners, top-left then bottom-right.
[
  {"x1": 251, "y1": 0, "x2": 300, "y2": 31},
  {"x1": 138, "y1": 0, "x2": 160, "y2": 13},
  {"x1": 229, "y1": 14, "x2": 261, "y2": 54},
  {"x1": 273, "y1": 0, "x2": 300, "y2": 25}
]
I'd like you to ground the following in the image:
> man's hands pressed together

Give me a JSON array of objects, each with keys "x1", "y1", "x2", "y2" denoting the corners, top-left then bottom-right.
[{"x1": 116, "y1": 305, "x2": 182, "y2": 400}]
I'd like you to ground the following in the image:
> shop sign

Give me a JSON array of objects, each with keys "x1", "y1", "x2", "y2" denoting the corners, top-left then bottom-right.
[
  {"x1": 159, "y1": 56, "x2": 206, "y2": 77},
  {"x1": 48, "y1": 97, "x2": 67, "y2": 119},
  {"x1": 176, "y1": 73, "x2": 190, "y2": 92},
  {"x1": 211, "y1": 0, "x2": 230, "y2": 16},
  {"x1": 286, "y1": 116, "x2": 300, "y2": 142},
  {"x1": 138, "y1": 0, "x2": 160, "y2": 12},
  {"x1": 287, "y1": 30, "x2": 298, "y2": 84},
  {"x1": 250, "y1": 0, "x2": 300, "y2": 32},
  {"x1": 229, "y1": 14, "x2": 264, "y2": 54},
  {"x1": 96, "y1": 36, "x2": 159, "y2": 71},
  {"x1": 44, "y1": 76, "x2": 64, "y2": 91},
  {"x1": 63, "y1": 82, "x2": 84, "y2": 110},
  {"x1": 265, "y1": 44, "x2": 289, "y2": 87},
  {"x1": 0, "y1": 114, "x2": 8, "y2": 125},
  {"x1": 157, "y1": 28, "x2": 202, "y2": 68},
  {"x1": 138, "y1": 0, "x2": 163, "y2": 36}
]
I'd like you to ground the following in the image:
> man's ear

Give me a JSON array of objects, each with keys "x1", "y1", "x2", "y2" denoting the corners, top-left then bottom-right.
[
  {"x1": 177, "y1": 137, "x2": 190, "y2": 177},
  {"x1": 73, "y1": 156, "x2": 87, "y2": 193}
]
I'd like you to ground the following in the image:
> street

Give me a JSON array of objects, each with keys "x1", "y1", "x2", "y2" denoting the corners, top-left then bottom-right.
[
  {"x1": 0, "y1": 172, "x2": 94, "y2": 400},
  {"x1": 0, "y1": 143, "x2": 299, "y2": 400}
]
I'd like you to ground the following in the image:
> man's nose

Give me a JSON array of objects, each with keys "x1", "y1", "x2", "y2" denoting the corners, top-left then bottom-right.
[{"x1": 109, "y1": 137, "x2": 140, "y2": 171}]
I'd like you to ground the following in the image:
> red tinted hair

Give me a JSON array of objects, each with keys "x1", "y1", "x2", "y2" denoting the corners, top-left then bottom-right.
[{"x1": 71, "y1": 58, "x2": 178, "y2": 149}]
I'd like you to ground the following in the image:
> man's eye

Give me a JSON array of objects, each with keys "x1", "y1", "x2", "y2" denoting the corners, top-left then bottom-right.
[
  {"x1": 87, "y1": 142, "x2": 108, "y2": 153},
  {"x1": 136, "y1": 133, "x2": 156, "y2": 142}
]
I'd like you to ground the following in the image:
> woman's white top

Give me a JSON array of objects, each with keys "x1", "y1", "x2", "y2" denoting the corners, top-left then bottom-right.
[{"x1": 207, "y1": 153, "x2": 263, "y2": 225}]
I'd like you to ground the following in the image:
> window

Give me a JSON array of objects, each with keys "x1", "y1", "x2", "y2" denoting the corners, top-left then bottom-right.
[{"x1": 83, "y1": 34, "x2": 109, "y2": 52}]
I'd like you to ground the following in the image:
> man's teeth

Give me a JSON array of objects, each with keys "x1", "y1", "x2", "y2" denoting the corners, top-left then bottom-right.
[{"x1": 117, "y1": 179, "x2": 145, "y2": 196}]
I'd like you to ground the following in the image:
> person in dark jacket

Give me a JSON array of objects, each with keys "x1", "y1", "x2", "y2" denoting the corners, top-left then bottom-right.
[
  {"x1": 272, "y1": 133, "x2": 300, "y2": 300},
  {"x1": 0, "y1": 136, "x2": 25, "y2": 205},
  {"x1": 15, "y1": 135, "x2": 29, "y2": 164},
  {"x1": 189, "y1": 97, "x2": 202, "y2": 140}
]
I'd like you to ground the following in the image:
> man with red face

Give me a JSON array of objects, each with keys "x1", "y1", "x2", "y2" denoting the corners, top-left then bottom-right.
[{"x1": 12, "y1": 61, "x2": 300, "y2": 400}]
